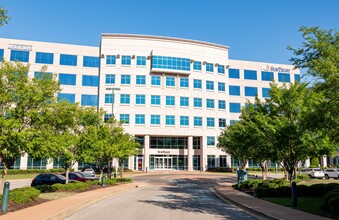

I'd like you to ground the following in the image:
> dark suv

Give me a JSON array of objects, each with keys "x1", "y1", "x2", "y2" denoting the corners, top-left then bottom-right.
[{"x1": 31, "y1": 173, "x2": 75, "y2": 187}]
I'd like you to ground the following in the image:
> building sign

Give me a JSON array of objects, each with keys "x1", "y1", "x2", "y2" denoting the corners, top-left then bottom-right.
[
  {"x1": 157, "y1": 150, "x2": 171, "y2": 154},
  {"x1": 261, "y1": 64, "x2": 290, "y2": 73},
  {"x1": 8, "y1": 44, "x2": 32, "y2": 51}
]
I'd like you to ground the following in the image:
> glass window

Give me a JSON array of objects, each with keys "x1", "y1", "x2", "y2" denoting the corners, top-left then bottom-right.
[
  {"x1": 230, "y1": 102, "x2": 241, "y2": 113},
  {"x1": 104, "y1": 114, "x2": 113, "y2": 122},
  {"x1": 207, "y1": 118, "x2": 215, "y2": 127},
  {"x1": 136, "y1": 94, "x2": 145, "y2": 105},
  {"x1": 207, "y1": 136, "x2": 215, "y2": 146},
  {"x1": 81, "y1": 94, "x2": 98, "y2": 106},
  {"x1": 105, "y1": 74, "x2": 115, "y2": 84},
  {"x1": 206, "y1": 63, "x2": 214, "y2": 72},
  {"x1": 180, "y1": 78, "x2": 189, "y2": 88},
  {"x1": 121, "y1": 75, "x2": 131, "y2": 85},
  {"x1": 218, "y1": 82, "x2": 225, "y2": 92},
  {"x1": 278, "y1": 73, "x2": 291, "y2": 82},
  {"x1": 220, "y1": 155, "x2": 227, "y2": 167},
  {"x1": 120, "y1": 114, "x2": 130, "y2": 124},
  {"x1": 105, "y1": 94, "x2": 114, "y2": 104},
  {"x1": 166, "y1": 76, "x2": 175, "y2": 87},
  {"x1": 294, "y1": 74, "x2": 300, "y2": 82},
  {"x1": 59, "y1": 73, "x2": 76, "y2": 85},
  {"x1": 106, "y1": 55, "x2": 116, "y2": 65},
  {"x1": 135, "y1": 114, "x2": 145, "y2": 124},
  {"x1": 166, "y1": 115, "x2": 175, "y2": 125},
  {"x1": 180, "y1": 97, "x2": 189, "y2": 107},
  {"x1": 229, "y1": 68, "x2": 240, "y2": 79},
  {"x1": 82, "y1": 75, "x2": 99, "y2": 87},
  {"x1": 206, "y1": 99, "x2": 215, "y2": 109},
  {"x1": 34, "y1": 72, "x2": 52, "y2": 79},
  {"x1": 218, "y1": 65, "x2": 225, "y2": 74},
  {"x1": 136, "y1": 75, "x2": 146, "y2": 85},
  {"x1": 219, "y1": 118, "x2": 226, "y2": 128},
  {"x1": 193, "y1": 79, "x2": 202, "y2": 89},
  {"x1": 151, "y1": 95, "x2": 160, "y2": 105},
  {"x1": 180, "y1": 116, "x2": 189, "y2": 126},
  {"x1": 245, "y1": 86, "x2": 258, "y2": 97},
  {"x1": 261, "y1": 71, "x2": 274, "y2": 81},
  {"x1": 206, "y1": 80, "x2": 214, "y2": 90},
  {"x1": 121, "y1": 55, "x2": 131, "y2": 65},
  {"x1": 152, "y1": 56, "x2": 190, "y2": 71},
  {"x1": 136, "y1": 56, "x2": 146, "y2": 66},
  {"x1": 262, "y1": 88, "x2": 271, "y2": 98},
  {"x1": 229, "y1": 85, "x2": 240, "y2": 96},
  {"x1": 10, "y1": 50, "x2": 29, "y2": 62},
  {"x1": 151, "y1": 115, "x2": 160, "y2": 125},
  {"x1": 83, "y1": 56, "x2": 99, "y2": 68},
  {"x1": 194, "y1": 98, "x2": 202, "y2": 108},
  {"x1": 244, "y1": 70, "x2": 257, "y2": 80},
  {"x1": 166, "y1": 96, "x2": 175, "y2": 106},
  {"x1": 230, "y1": 120, "x2": 238, "y2": 125},
  {"x1": 35, "y1": 52, "x2": 54, "y2": 64},
  {"x1": 58, "y1": 93, "x2": 75, "y2": 103},
  {"x1": 120, "y1": 94, "x2": 130, "y2": 104},
  {"x1": 207, "y1": 155, "x2": 215, "y2": 168},
  {"x1": 151, "y1": 75, "x2": 161, "y2": 86},
  {"x1": 194, "y1": 117, "x2": 202, "y2": 127},
  {"x1": 193, "y1": 61, "x2": 201, "y2": 70},
  {"x1": 0, "y1": 49, "x2": 4, "y2": 60},
  {"x1": 218, "y1": 100, "x2": 226, "y2": 110},
  {"x1": 60, "y1": 54, "x2": 77, "y2": 66}
]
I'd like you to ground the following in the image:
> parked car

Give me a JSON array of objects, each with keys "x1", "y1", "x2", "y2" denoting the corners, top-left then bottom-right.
[
  {"x1": 301, "y1": 168, "x2": 324, "y2": 179},
  {"x1": 77, "y1": 172, "x2": 100, "y2": 180},
  {"x1": 324, "y1": 168, "x2": 339, "y2": 179},
  {"x1": 61, "y1": 172, "x2": 89, "y2": 182},
  {"x1": 83, "y1": 168, "x2": 95, "y2": 177},
  {"x1": 31, "y1": 173, "x2": 76, "y2": 187}
]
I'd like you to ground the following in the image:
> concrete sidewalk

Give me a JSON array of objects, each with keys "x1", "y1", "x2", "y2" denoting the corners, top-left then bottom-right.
[{"x1": 214, "y1": 182, "x2": 330, "y2": 220}]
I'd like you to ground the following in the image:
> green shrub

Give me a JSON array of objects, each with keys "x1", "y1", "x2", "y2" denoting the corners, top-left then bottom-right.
[
  {"x1": 52, "y1": 183, "x2": 66, "y2": 191},
  {"x1": 116, "y1": 178, "x2": 132, "y2": 183},
  {"x1": 328, "y1": 196, "x2": 339, "y2": 214},
  {"x1": 323, "y1": 189, "x2": 339, "y2": 206},
  {"x1": 296, "y1": 174, "x2": 310, "y2": 181},
  {"x1": 272, "y1": 179, "x2": 289, "y2": 187},
  {"x1": 88, "y1": 180, "x2": 100, "y2": 186},
  {"x1": 296, "y1": 185, "x2": 309, "y2": 197},
  {"x1": 9, "y1": 187, "x2": 40, "y2": 204},
  {"x1": 36, "y1": 185, "x2": 58, "y2": 193},
  {"x1": 239, "y1": 179, "x2": 262, "y2": 190},
  {"x1": 254, "y1": 186, "x2": 266, "y2": 197},
  {"x1": 274, "y1": 186, "x2": 291, "y2": 197},
  {"x1": 106, "y1": 178, "x2": 118, "y2": 185},
  {"x1": 63, "y1": 182, "x2": 88, "y2": 191}
]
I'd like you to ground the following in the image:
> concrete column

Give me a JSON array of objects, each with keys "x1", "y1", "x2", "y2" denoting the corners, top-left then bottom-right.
[
  {"x1": 188, "y1": 136, "x2": 193, "y2": 171},
  {"x1": 201, "y1": 136, "x2": 207, "y2": 171},
  {"x1": 73, "y1": 161, "x2": 79, "y2": 171},
  {"x1": 305, "y1": 158, "x2": 311, "y2": 167},
  {"x1": 226, "y1": 154, "x2": 232, "y2": 168},
  {"x1": 321, "y1": 156, "x2": 328, "y2": 167},
  {"x1": 20, "y1": 153, "x2": 28, "y2": 170},
  {"x1": 144, "y1": 135, "x2": 150, "y2": 172},
  {"x1": 46, "y1": 158, "x2": 54, "y2": 170}
]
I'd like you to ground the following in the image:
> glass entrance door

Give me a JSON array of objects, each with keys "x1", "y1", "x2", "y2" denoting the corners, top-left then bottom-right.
[{"x1": 155, "y1": 157, "x2": 172, "y2": 170}]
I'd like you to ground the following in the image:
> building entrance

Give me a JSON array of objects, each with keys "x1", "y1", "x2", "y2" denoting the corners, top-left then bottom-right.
[{"x1": 154, "y1": 157, "x2": 172, "y2": 170}]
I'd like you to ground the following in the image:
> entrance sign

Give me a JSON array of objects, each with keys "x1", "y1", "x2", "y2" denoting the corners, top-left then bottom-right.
[
  {"x1": 8, "y1": 44, "x2": 32, "y2": 51},
  {"x1": 261, "y1": 64, "x2": 290, "y2": 73}
]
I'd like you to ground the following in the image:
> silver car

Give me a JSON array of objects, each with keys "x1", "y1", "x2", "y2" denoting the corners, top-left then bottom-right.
[
  {"x1": 83, "y1": 168, "x2": 95, "y2": 177},
  {"x1": 302, "y1": 168, "x2": 324, "y2": 179},
  {"x1": 324, "y1": 168, "x2": 339, "y2": 179}
]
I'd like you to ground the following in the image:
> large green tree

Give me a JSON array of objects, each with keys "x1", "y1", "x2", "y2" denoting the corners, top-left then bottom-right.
[{"x1": 0, "y1": 6, "x2": 10, "y2": 26}]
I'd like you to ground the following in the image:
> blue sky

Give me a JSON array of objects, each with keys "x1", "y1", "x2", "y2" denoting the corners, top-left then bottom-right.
[{"x1": 1, "y1": 0, "x2": 338, "y2": 65}]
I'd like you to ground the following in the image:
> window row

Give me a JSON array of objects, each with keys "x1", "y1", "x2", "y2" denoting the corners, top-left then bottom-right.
[{"x1": 228, "y1": 68, "x2": 300, "y2": 82}]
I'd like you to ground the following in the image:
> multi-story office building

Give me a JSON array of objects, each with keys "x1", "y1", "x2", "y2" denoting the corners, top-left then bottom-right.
[{"x1": 2, "y1": 34, "x2": 326, "y2": 172}]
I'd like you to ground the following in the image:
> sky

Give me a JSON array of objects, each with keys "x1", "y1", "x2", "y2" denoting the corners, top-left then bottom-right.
[{"x1": 1, "y1": 0, "x2": 339, "y2": 66}]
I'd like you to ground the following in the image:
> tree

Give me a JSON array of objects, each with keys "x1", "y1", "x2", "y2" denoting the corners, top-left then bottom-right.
[
  {"x1": 0, "y1": 61, "x2": 60, "y2": 191},
  {"x1": 0, "y1": 6, "x2": 10, "y2": 26}
]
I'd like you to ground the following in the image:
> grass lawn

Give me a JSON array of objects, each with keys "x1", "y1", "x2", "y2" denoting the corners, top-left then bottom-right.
[
  {"x1": 300, "y1": 179, "x2": 339, "y2": 185},
  {"x1": 6, "y1": 173, "x2": 38, "y2": 180}
]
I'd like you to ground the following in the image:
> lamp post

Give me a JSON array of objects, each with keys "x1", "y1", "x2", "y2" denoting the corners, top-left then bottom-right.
[{"x1": 105, "y1": 87, "x2": 120, "y2": 120}]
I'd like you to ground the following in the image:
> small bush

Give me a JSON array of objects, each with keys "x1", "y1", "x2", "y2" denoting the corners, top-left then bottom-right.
[
  {"x1": 272, "y1": 179, "x2": 289, "y2": 187},
  {"x1": 106, "y1": 178, "x2": 118, "y2": 185},
  {"x1": 274, "y1": 186, "x2": 291, "y2": 197},
  {"x1": 328, "y1": 196, "x2": 339, "y2": 214},
  {"x1": 239, "y1": 179, "x2": 262, "y2": 190},
  {"x1": 296, "y1": 185, "x2": 309, "y2": 197},
  {"x1": 116, "y1": 178, "x2": 132, "y2": 183},
  {"x1": 9, "y1": 187, "x2": 40, "y2": 204},
  {"x1": 254, "y1": 186, "x2": 266, "y2": 197},
  {"x1": 88, "y1": 180, "x2": 100, "y2": 186},
  {"x1": 36, "y1": 185, "x2": 58, "y2": 193},
  {"x1": 63, "y1": 182, "x2": 88, "y2": 191},
  {"x1": 296, "y1": 174, "x2": 310, "y2": 181}
]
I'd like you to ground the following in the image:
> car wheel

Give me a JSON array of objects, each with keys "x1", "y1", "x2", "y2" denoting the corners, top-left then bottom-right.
[{"x1": 325, "y1": 174, "x2": 329, "y2": 179}]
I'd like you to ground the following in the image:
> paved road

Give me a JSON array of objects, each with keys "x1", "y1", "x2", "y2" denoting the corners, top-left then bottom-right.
[{"x1": 66, "y1": 173, "x2": 256, "y2": 220}]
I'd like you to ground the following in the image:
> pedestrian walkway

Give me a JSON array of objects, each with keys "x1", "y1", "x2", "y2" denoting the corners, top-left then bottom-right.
[{"x1": 214, "y1": 182, "x2": 330, "y2": 220}]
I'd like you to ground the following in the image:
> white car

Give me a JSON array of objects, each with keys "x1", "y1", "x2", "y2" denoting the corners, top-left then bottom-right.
[
  {"x1": 301, "y1": 168, "x2": 324, "y2": 179},
  {"x1": 324, "y1": 168, "x2": 339, "y2": 179},
  {"x1": 83, "y1": 168, "x2": 95, "y2": 177}
]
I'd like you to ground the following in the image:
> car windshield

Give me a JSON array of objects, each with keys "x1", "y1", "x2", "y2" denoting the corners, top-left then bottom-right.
[
  {"x1": 314, "y1": 168, "x2": 322, "y2": 171},
  {"x1": 57, "y1": 174, "x2": 66, "y2": 180},
  {"x1": 337, "y1": 169, "x2": 339, "y2": 172}
]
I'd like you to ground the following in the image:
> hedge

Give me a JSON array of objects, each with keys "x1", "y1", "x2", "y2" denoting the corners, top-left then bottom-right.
[
  {"x1": 0, "y1": 187, "x2": 40, "y2": 204},
  {"x1": 3, "y1": 168, "x2": 74, "y2": 175}
]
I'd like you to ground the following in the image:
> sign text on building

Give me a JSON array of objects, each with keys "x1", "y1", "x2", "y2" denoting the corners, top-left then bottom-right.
[
  {"x1": 8, "y1": 44, "x2": 32, "y2": 51},
  {"x1": 157, "y1": 150, "x2": 171, "y2": 154},
  {"x1": 261, "y1": 64, "x2": 290, "y2": 73}
]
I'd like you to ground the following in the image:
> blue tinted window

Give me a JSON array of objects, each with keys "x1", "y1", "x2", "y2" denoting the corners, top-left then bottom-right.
[
  {"x1": 206, "y1": 63, "x2": 214, "y2": 72},
  {"x1": 105, "y1": 74, "x2": 115, "y2": 84},
  {"x1": 245, "y1": 87, "x2": 258, "y2": 97},
  {"x1": 121, "y1": 56, "x2": 131, "y2": 65},
  {"x1": 218, "y1": 65, "x2": 225, "y2": 74},
  {"x1": 180, "y1": 97, "x2": 189, "y2": 107},
  {"x1": 136, "y1": 56, "x2": 146, "y2": 66},
  {"x1": 104, "y1": 114, "x2": 113, "y2": 122},
  {"x1": 151, "y1": 95, "x2": 161, "y2": 105},
  {"x1": 218, "y1": 82, "x2": 225, "y2": 92},
  {"x1": 166, "y1": 115, "x2": 175, "y2": 125},
  {"x1": 193, "y1": 79, "x2": 202, "y2": 89},
  {"x1": 34, "y1": 71, "x2": 52, "y2": 79},
  {"x1": 136, "y1": 94, "x2": 145, "y2": 104},
  {"x1": 294, "y1": 74, "x2": 300, "y2": 82},
  {"x1": 151, "y1": 115, "x2": 160, "y2": 125},
  {"x1": 60, "y1": 54, "x2": 77, "y2": 66},
  {"x1": 120, "y1": 114, "x2": 130, "y2": 124},
  {"x1": 35, "y1": 52, "x2": 54, "y2": 64},
  {"x1": 218, "y1": 100, "x2": 226, "y2": 110},
  {"x1": 151, "y1": 75, "x2": 161, "y2": 86},
  {"x1": 106, "y1": 55, "x2": 116, "y2": 65},
  {"x1": 194, "y1": 117, "x2": 202, "y2": 127},
  {"x1": 207, "y1": 136, "x2": 215, "y2": 146},
  {"x1": 10, "y1": 50, "x2": 29, "y2": 62},
  {"x1": 207, "y1": 118, "x2": 215, "y2": 127},
  {"x1": 120, "y1": 94, "x2": 130, "y2": 104},
  {"x1": 206, "y1": 81, "x2": 214, "y2": 90},
  {"x1": 230, "y1": 120, "x2": 239, "y2": 126},
  {"x1": 262, "y1": 88, "x2": 271, "y2": 98},
  {"x1": 136, "y1": 75, "x2": 146, "y2": 85},
  {"x1": 229, "y1": 68, "x2": 240, "y2": 78},
  {"x1": 81, "y1": 94, "x2": 98, "y2": 106},
  {"x1": 58, "y1": 93, "x2": 75, "y2": 103},
  {"x1": 82, "y1": 75, "x2": 99, "y2": 87},
  {"x1": 166, "y1": 96, "x2": 175, "y2": 106},
  {"x1": 0, "y1": 49, "x2": 4, "y2": 60},
  {"x1": 261, "y1": 71, "x2": 274, "y2": 81},
  {"x1": 135, "y1": 114, "x2": 145, "y2": 124},
  {"x1": 193, "y1": 61, "x2": 201, "y2": 70},
  {"x1": 83, "y1": 56, "x2": 99, "y2": 68},
  {"x1": 180, "y1": 78, "x2": 189, "y2": 88},
  {"x1": 229, "y1": 85, "x2": 240, "y2": 96},
  {"x1": 152, "y1": 56, "x2": 190, "y2": 71},
  {"x1": 121, "y1": 75, "x2": 131, "y2": 85},
  {"x1": 59, "y1": 73, "x2": 76, "y2": 85},
  {"x1": 194, "y1": 98, "x2": 202, "y2": 108},
  {"x1": 278, "y1": 73, "x2": 291, "y2": 82},
  {"x1": 230, "y1": 103, "x2": 241, "y2": 113},
  {"x1": 244, "y1": 70, "x2": 257, "y2": 80},
  {"x1": 206, "y1": 99, "x2": 214, "y2": 109},
  {"x1": 105, "y1": 94, "x2": 114, "y2": 104},
  {"x1": 166, "y1": 77, "x2": 175, "y2": 87},
  {"x1": 180, "y1": 116, "x2": 189, "y2": 126}
]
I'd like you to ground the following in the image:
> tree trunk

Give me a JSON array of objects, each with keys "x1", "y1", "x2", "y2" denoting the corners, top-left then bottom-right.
[
  {"x1": 238, "y1": 160, "x2": 247, "y2": 170},
  {"x1": 0, "y1": 164, "x2": 8, "y2": 193},
  {"x1": 107, "y1": 159, "x2": 111, "y2": 179},
  {"x1": 65, "y1": 166, "x2": 69, "y2": 184},
  {"x1": 260, "y1": 160, "x2": 268, "y2": 180},
  {"x1": 120, "y1": 160, "x2": 125, "y2": 178}
]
